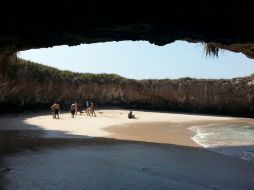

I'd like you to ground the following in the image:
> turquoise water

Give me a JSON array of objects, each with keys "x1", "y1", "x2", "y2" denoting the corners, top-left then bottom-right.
[{"x1": 189, "y1": 124, "x2": 254, "y2": 162}]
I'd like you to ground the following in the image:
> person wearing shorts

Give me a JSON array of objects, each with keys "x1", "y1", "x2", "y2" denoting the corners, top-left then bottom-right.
[{"x1": 51, "y1": 103, "x2": 60, "y2": 119}]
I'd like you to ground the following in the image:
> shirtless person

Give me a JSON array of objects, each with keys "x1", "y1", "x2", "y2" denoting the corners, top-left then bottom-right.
[
  {"x1": 71, "y1": 103, "x2": 76, "y2": 118},
  {"x1": 51, "y1": 103, "x2": 60, "y2": 119}
]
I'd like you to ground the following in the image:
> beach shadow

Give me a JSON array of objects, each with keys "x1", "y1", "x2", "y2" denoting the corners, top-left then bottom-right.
[
  {"x1": 0, "y1": 112, "x2": 99, "y2": 155},
  {"x1": 1, "y1": 139, "x2": 254, "y2": 189},
  {"x1": 0, "y1": 112, "x2": 125, "y2": 189},
  {"x1": 1, "y1": 112, "x2": 254, "y2": 189}
]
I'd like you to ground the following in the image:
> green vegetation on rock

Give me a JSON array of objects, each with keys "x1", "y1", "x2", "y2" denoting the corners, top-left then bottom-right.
[
  {"x1": 2, "y1": 56, "x2": 128, "y2": 83},
  {"x1": 1, "y1": 55, "x2": 254, "y2": 117}
]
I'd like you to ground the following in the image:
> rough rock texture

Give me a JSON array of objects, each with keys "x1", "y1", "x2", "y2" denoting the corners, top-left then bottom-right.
[
  {"x1": 1, "y1": 60, "x2": 254, "y2": 117},
  {"x1": 1, "y1": 1, "x2": 254, "y2": 116},
  {"x1": 1, "y1": 1, "x2": 254, "y2": 60}
]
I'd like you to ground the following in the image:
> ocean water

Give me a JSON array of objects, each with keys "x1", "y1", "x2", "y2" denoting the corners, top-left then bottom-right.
[{"x1": 189, "y1": 124, "x2": 254, "y2": 162}]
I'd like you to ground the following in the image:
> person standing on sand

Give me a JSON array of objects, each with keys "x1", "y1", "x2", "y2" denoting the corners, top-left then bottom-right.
[
  {"x1": 78, "y1": 103, "x2": 84, "y2": 114},
  {"x1": 71, "y1": 103, "x2": 76, "y2": 118},
  {"x1": 89, "y1": 102, "x2": 96, "y2": 117},
  {"x1": 51, "y1": 103, "x2": 60, "y2": 119},
  {"x1": 86, "y1": 100, "x2": 90, "y2": 108},
  {"x1": 74, "y1": 102, "x2": 78, "y2": 115}
]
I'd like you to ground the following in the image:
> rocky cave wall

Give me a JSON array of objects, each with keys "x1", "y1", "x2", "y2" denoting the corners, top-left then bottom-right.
[
  {"x1": 1, "y1": 2, "x2": 254, "y2": 117},
  {"x1": 1, "y1": 1, "x2": 254, "y2": 60},
  {"x1": 1, "y1": 61, "x2": 254, "y2": 117}
]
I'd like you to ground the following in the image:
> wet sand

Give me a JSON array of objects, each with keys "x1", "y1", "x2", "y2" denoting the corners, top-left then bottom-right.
[
  {"x1": 1, "y1": 110, "x2": 254, "y2": 189},
  {"x1": 106, "y1": 121, "x2": 203, "y2": 147},
  {"x1": 105, "y1": 119, "x2": 254, "y2": 147}
]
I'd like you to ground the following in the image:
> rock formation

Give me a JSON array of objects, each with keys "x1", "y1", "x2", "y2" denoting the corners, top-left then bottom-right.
[
  {"x1": 1, "y1": 1, "x2": 254, "y2": 61},
  {"x1": 1, "y1": 1, "x2": 254, "y2": 116},
  {"x1": 1, "y1": 59, "x2": 253, "y2": 117}
]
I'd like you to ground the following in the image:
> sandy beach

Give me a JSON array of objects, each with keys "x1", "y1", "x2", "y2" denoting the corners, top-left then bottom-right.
[
  {"x1": 0, "y1": 109, "x2": 242, "y2": 144},
  {"x1": 1, "y1": 109, "x2": 254, "y2": 189}
]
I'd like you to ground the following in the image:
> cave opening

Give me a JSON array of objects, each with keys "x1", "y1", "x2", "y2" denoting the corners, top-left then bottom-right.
[
  {"x1": 1, "y1": 40, "x2": 253, "y2": 117},
  {"x1": 1, "y1": 3, "x2": 254, "y2": 189},
  {"x1": 17, "y1": 40, "x2": 254, "y2": 80}
]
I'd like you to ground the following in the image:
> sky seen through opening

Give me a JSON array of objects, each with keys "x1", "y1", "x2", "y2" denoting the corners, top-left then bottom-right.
[{"x1": 19, "y1": 41, "x2": 254, "y2": 80}]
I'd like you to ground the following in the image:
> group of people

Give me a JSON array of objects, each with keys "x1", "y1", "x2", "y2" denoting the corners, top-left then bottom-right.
[
  {"x1": 50, "y1": 101, "x2": 137, "y2": 120},
  {"x1": 51, "y1": 101, "x2": 96, "y2": 119}
]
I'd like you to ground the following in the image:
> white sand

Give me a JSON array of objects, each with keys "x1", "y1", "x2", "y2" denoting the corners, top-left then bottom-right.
[
  {"x1": 26, "y1": 109, "x2": 236, "y2": 138},
  {"x1": 0, "y1": 109, "x2": 250, "y2": 146},
  {"x1": 0, "y1": 109, "x2": 238, "y2": 141}
]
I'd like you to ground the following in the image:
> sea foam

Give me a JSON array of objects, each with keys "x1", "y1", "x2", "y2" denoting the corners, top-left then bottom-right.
[{"x1": 189, "y1": 124, "x2": 254, "y2": 162}]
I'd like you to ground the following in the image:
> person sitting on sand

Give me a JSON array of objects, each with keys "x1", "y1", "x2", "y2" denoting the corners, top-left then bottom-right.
[
  {"x1": 128, "y1": 110, "x2": 136, "y2": 119},
  {"x1": 71, "y1": 103, "x2": 76, "y2": 118},
  {"x1": 51, "y1": 103, "x2": 60, "y2": 119}
]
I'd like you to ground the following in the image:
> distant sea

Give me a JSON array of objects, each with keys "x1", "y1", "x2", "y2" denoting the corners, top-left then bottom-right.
[{"x1": 189, "y1": 124, "x2": 254, "y2": 162}]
